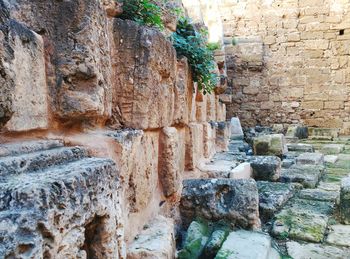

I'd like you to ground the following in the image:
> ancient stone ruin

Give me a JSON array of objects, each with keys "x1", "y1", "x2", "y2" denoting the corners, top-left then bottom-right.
[{"x1": 1, "y1": 0, "x2": 350, "y2": 258}]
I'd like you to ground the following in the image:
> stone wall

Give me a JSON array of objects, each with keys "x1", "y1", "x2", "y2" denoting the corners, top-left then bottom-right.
[
  {"x1": 0, "y1": 1, "x2": 229, "y2": 257},
  {"x1": 218, "y1": 0, "x2": 350, "y2": 134}
]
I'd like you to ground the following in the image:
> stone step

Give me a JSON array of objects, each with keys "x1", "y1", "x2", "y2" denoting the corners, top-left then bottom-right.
[
  {"x1": 0, "y1": 157, "x2": 116, "y2": 211},
  {"x1": 286, "y1": 143, "x2": 314, "y2": 153},
  {"x1": 215, "y1": 230, "x2": 280, "y2": 259},
  {"x1": 280, "y1": 165, "x2": 325, "y2": 188},
  {"x1": 257, "y1": 181, "x2": 295, "y2": 221},
  {"x1": 0, "y1": 157, "x2": 119, "y2": 258},
  {"x1": 0, "y1": 139, "x2": 64, "y2": 157},
  {"x1": 271, "y1": 198, "x2": 334, "y2": 242},
  {"x1": 287, "y1": 241, "x2": 350, "y2": 259},
  {"x1": 128, "y1": 216, "x2": 175, "y2": 259},
  {"x1": 0, "y1": 146, "x2": 88, "y2": 176}
]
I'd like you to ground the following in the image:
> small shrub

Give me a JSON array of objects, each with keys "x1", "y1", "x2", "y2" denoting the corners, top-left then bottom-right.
[
  {"x1": 171, "y1": 18, "x2": 218, "y2": 94},
  {"x1": 117, "y1": 0, "x2": 164, "y2": 29},
  {"x1": 207, "y1": 42, "x2": 221, "y2": 51}
]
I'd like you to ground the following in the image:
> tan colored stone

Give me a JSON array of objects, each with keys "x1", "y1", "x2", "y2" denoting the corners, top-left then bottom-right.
[
  {"x1": 185, "y1": 123, "x2": 204, "y2": 170},
  {"x1": 174, "y1": 58, "x2": 189, "y2": 126},
  {"x1": 112, "y1": 19, "x2": 176, "y2": 129},
  {"x1": 1, "y1": 21, "x2": 48, "y2": 132},
  {"x1": 159, "y1": 127, "x2": 183, "y2": 197},
  {"x1": 203, "y1": 122, "x2": 216, "y2": 159}
]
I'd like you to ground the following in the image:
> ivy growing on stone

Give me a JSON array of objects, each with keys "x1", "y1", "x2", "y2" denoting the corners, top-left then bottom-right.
[
  {"x1": 171, "y1": 18, "x2": 218, "y2": 94},
  {"x1": 117, "y1": 0, "x2": 164, "y2": 29}
]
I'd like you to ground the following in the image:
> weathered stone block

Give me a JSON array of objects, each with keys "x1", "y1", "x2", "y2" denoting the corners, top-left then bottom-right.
[
  {"x1": 280, "y1": 165, "x2": 325, "y2": 188},
  {"x1": 199, "y1": 159, "x2": 237, "y2": 178},
  {"x1": 185, "y1": 123, "x2": 203, "y2": 170},
  {"x1": 253, "y1": 134, "x2": 287, "y2": 157},
  {"x1": 216, "y1": 97, "x2": 226, "y2": 122},
  {"x1": 112, "y1": 19, "x2": 176, "y2": 129},
  {"x1": 326, "y1": 225, "x2": 350, "y2": 247},
  {"x1": 230, "y1": 117, "x2": 244, "y2": 140},
  {"x1": 322, "y1": 144, "x2": 345, "y2": 155},
  {"x1": 229, "y1": 162, "x2": 252, "y2": 180},
  {"x1": 286, "y1": 143, "x2": 314, "y2": 153},
  {"x1": 257, "y1": 181, "x2": 295, "y2": 221},
  {"x1": 159, "y1": 127, "x2": 183, "y2": 197},
  {"x1": 340, "y1": 177, "x2": 350, "y2": 224},
  {"x1": 127, "y1": 216, "x2": 175, "y2": 259},
  {"x1": 203, "y1": 122, "x2": 216, "y2": 159},
  {"x1": 286, "y1": 125, "x2": 308, "y2": 139},
  {"x1": 216, "y1": 231, "x2": 280, "y2": 259},
  {"x1": 206, "y1": 93, "x2": 217, "y2": 121},
  {"x1": 296, "y1": 152, "x2": 324, "y2": 165},
  {"x1": 0, "y1": 19, "x2": 48, "y2": 131},
  {"x1": 174, "y1": 58, "x2": 190, "y2": 126},
  {"x1": 180, "y1": 179, "x2": 260, "y2": 229},
  {"x1": 215, "y1": 121, "x2": 231, "y2": 152},
  {"x1": 249, "y1": 156, "x2": 281, "y2": 182},
  {"x1": 308, "y1": 128, "x2": 340, "y2": 140}
]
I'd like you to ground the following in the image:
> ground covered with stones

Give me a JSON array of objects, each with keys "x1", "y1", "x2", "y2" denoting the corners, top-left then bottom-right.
[{"x1": 177, "y1": 124, "x2": 350, "y2": 259}]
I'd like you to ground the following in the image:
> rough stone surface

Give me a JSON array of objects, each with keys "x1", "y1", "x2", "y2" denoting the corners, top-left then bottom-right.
[
  {"x1": 215, "y1": 231, "x2": 280, "y2": 259},
  {"x1": 159, "y1": 127, "x2": 183, "y2": 197},
  {"x1": 199, "y1": 160, "x2": 237, "y2": 178},
  {"x1": 308, "y1": 128, "x2": 340, "y2": 140},
  {"x1": 180, "y1": 179, "x2": 260, "y2": 229},
  {"x1": 174, "y1": 57, "x2": 190, "y2": 126},
  {"x1": 216, "y1": 122, "x2": 231, "y2": 152},
  {"x1": 127, "y1": 216, "x2": 175, "y2": 259},
  {"x1": 340, "y1": 177, "x2": 350, "y2": 224},
  {"x1": 203, "y1": 122, "x2": 217, "y2": 159},
  {"x1": 324, "y1": 155, "x2": 339, "y2": 164},
  {"x1": 287, "y1": 143, "x2": 314, "y2": 153},
  {"x1": 322, "y1": 144, "x2": 345, "y2": 155},
  {"x1": 287, "y1": 241, "x2": 350, "y2": 259},
  {"x1": 111, "y1": 19, "x2": 176, "y2": 129},
  {"x1": 229, "y1": 162, "x2": 252, "y2": 180},
  {"x1": 298, "y1": 188, "x2": 339, "y2": 202},
  {"x1": 326, "y1": 225, "x2": 350, "y2": 247},
  {"x1": 253, "y1": 134, "x2": 287, "y2": 157},
  {"x1": 0, "y1": 17, "x2": 48, "y2": 131},
  {"x1": 286, "y1": 125, "x2": 309, "y2": 140},
  {"x1": 272, "y1": 198, "x2": 334, "y2": 242},
  {"x1": 185, "y1": 123, "x2": 204, "y2": 170},
  {"x1": 296, "y1": 152, "x2": 324, "y2": 165},
  {"x1": 257, "y1": 181, "x2": 295, "y2": 221},
  {"x1": 249, "y1": 156, "x2": 281, "y2": 182},
  {"x1": 0, "y1": 157, "x2": 121, "y2": 258},
  {"x1": 280, "y1": 165, "x2": 325, "y2": 188},
  {"x1": 230, "y1": 117, "x2": 244, "y2": 140},
  {"x1": 0, "y1": 140, "x2": 63, "y2": 157},
  {"x1": 178, "y1": 220, "x2": 209, "y2": 259},
  {"x1": 8, "y1": 0, "x2": 113, "y2": 123}
]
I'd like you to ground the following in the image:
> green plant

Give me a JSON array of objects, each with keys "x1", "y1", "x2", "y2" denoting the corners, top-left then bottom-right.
[
  {"x1": 207, "y1": 42, "x2": 221, "y2": 51},
  {"x1": 117, "y1": 0, "x2": 164, "y2": 28},
  {"x1": 171, "y1": 18, "x2": 218, "y2": 94}
]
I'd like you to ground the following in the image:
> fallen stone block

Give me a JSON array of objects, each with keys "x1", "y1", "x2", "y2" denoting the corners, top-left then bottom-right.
[
  {"x1": 298, "y1": 189, "x2": 339, "y2": 202},
  {"x1": 272, "y1": 198, "x2": 334, "y2": 242},
  {"x1": 322, "y1": 144, "x2": 345, "y2": 155},
  {"x1": 249, "y1": 156, "x2": 281, "y2": 182},
  {"x1": 281, "y1": 158, "x2": 295, "y2": 168},
  {"x1": 257, "y1": 181, "x2": 295, "y2": 221},
  {"x1": 340, "y1": 177, "x2": 350, "y2": 224},
  {"x1": 229, "y1": 162, "x2": 252, "y2": 180},
  {"x1": 215, "y1": 230, "x2": 280, "y2": 259},
  {"x1": 199, "y1": 160, "x2": 237, "y2": 178},
  {"x1": 128, "y1": 216, "x2": 175, "y2": 259},
  {"x1": 253, "y1": 134, "x2": 287, "y2": 157},
  {"x1": 178, "y1": 220, "x2": 209, "y2": 259},
  {"x1": 324, "y1": 155, "x2": 339, "y2": 164},
  {"x1": 180, "y1": 179, "x2": 260, "y2": 229},
  {"x1": 287, "y1": 241, "x2": 350, "y2": 259},
  {"x1": 308, "y1": 128, "x2": 340, "y2": 140},
  {"x1": 280, "y1": 165, "x2": 325, "y2": 188},
  {"x1": 296, "y1": 152, "x2": 324, "y2": 165},
  {"x1": 286, "y1": 143, "x2": 314, "y2": 153},
  {"x1": 202, "y1": 228, "x2": 229, "y2": 258},
  {"x1": 230, "y1": 117, "x2": 244, "y2": 140},
  {"x1": 286, "y1": 125, "x2": 308, "y2": 139},
  {"x1": 326, "y1": 225, "x2": 350, "y2": 247}
]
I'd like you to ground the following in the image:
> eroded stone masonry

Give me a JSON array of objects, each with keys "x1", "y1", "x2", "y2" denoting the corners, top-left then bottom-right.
[{"x1": 1, "y1": 0, "x2": 350, "y2": 259}]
